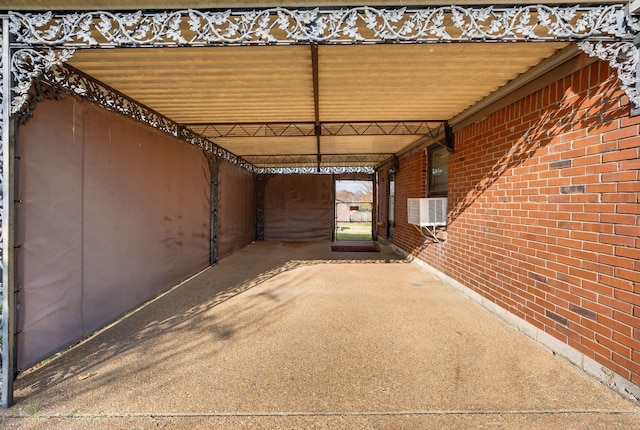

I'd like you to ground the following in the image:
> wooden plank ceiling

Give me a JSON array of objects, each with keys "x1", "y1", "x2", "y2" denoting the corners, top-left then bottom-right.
[{"x1": 68, "y1": 42, "x2": 568, "y2": 169}]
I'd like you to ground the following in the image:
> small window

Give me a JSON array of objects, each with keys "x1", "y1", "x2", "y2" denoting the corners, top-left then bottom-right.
[{"x1": 428, "y1": 145, "x2": 448, "y2": 197}]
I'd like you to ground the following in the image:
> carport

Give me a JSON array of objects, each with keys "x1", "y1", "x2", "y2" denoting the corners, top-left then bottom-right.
[{"x1": 1, "y1": 0, "x2": 640, "y2": 410}]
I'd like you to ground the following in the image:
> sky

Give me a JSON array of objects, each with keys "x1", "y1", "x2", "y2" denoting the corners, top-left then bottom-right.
[{"x1": 336, "y1": 180, "x2": 372, "y2": 195}]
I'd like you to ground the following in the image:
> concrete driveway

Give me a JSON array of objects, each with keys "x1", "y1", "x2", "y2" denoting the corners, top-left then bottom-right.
[{"x1": 1, "y1": 241, "x2": 639, "y2": 429}]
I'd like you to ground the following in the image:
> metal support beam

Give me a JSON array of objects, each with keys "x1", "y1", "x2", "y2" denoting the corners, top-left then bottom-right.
[
  {"x1": 187, "y1": 121, "x2": 446, "y2": 138},
  {"x1": 1, "y1": 16, "x2": 15, "y2": 409}
]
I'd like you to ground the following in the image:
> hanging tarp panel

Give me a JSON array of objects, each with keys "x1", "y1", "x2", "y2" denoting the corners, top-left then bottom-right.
[
  {"x1": 218, "y1": 159, "x2": 255, "y2": 259},
  {"x1": 264, "y1": 174, "x2": 332, "y2": 241},
  {"x1": 16, "y1": 97, "x2": 211, "y2": 370},
  {"x1": 16, "y1": 97, "x2": 84, "y2": 372}
]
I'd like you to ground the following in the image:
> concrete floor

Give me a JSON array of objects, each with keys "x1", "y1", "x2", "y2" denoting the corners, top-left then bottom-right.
[{"x1": 1, "y1": 241, "x2": 639, "y2": 429}]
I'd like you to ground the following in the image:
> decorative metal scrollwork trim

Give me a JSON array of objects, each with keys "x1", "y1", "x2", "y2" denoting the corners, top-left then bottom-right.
[
  {"x1": 178, "y1": 127, "x2": 258, "y2": 173},
  {"x1": 577, "y1": 40, "x2": 640, "y2": 108},
  {"x1": 16, "y1": 76, "x2": 70, "y2": 125},
  {"x1": 5, "y1": 5, "x2": 640, "y2": 156},
  {"x1": 8, "y1": 5, "x2": 637, "y2": 47},
  {"x1": 11, "y1": 49, "x2": 74, "y2": 115},
  {"x1": 38, "y1": 64, "x2": 176, "y2": 131},
  {"x1": 24, "y1": 63, "x2": 177, "y2": 135},
  {"x1": 19, "y1": 63, "x2": 259, "y2": 173},
  {"x1": 257, "y1": 166, "x2": 375, "y2": 174}
]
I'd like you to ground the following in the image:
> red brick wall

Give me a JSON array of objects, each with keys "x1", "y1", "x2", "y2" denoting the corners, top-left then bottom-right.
[
  {"x1": 393, "y1": 151, "x2": 428, "y2": 252},
  {"x1": 387, "y1": 59, "x2": 640, "y2": 386}
]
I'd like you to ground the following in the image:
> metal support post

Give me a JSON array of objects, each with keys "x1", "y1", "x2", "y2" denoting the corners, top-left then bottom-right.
[
  {"x1": 1, "y1": 16, "x2": 15, "y2": 409},
  {"x1": 207, "y1": 153, "x2": 219, "y2": 265},
  {"x1": 255, "y1": 175, "x2": 267, "y2": 241},
  {"x1": 633, "y1": 33, "x2": 640, "y2": 117},
  {"x1": 371, "y1": 173, "x2": 377, "y2": 241}
]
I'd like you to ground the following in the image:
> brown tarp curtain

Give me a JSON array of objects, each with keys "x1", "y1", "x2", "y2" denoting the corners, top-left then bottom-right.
[
  {"x1": 15, "y1": 96, "x2": 338, "y2": 370},
  {"x1": 16, "y1": 97, "x2": 211, "y2": 370},
  {"x1": 218, "y1": 159, "x2": 256, "y2": 259},
  {"x1": 264, "y1": 174, "x2": 333, "y2": 241}
]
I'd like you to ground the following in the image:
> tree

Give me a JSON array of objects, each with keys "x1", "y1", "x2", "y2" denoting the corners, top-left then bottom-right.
[{"x1": 336, "y1": 180, "x2": 372, "y2": 203}]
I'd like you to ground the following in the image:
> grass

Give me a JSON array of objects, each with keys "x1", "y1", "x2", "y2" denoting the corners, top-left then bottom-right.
[
  {"x1": 23, "y1": 402, "x2": 43, "y2": 419},
  {"x1": 336, "y1": 222, "x2": 372, "y2": 241}
]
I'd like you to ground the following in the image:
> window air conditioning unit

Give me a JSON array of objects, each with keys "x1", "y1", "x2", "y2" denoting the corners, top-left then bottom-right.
[{"x1": 407, "y1": 198, "x2": 448, "y2": 227}]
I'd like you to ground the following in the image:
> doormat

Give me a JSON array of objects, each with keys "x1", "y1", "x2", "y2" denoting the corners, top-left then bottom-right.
[{"x1": 331, "y1": 244, "x2": 379, "y2": 252}]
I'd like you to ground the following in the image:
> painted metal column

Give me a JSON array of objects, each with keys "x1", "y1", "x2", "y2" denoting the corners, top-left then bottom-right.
[
  {"x1": 635, "y1": 33, "x2": 640, "y2": 117},
  {"x1": 1, "y1": 16, "x2": 15, "y2": 409},
  {"x1": 255, "y1": 174, "x2": 267, "y2": 241},
  {"x1": 371, "y1": 173, "x2": 377, "y2": 241},
  {"x1": 207, "y1": 153, "x2": 219, "y2": 265}
]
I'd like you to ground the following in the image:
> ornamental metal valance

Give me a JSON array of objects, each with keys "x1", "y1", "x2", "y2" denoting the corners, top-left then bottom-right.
[
  {"x1": 7, "y1": 5, "x2": 635, "y2": 46},
  {"x1": 3, "y1": 5, "x2": 640, "y2": 121},
  {"x1": 2, "y1": 4, "x2": 639, "y2": 144},
  {"x1": 577, "y1": 40, "x2": 640, "y2": 110},
  {"x1": 259, "y1": 165, "x2": 375, "y2": 174}
]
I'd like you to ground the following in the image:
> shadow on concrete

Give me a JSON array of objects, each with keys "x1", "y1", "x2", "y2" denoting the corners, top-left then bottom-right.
[{"x1": 10, "y1": 241, "x2": 405, "y2": 410}]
